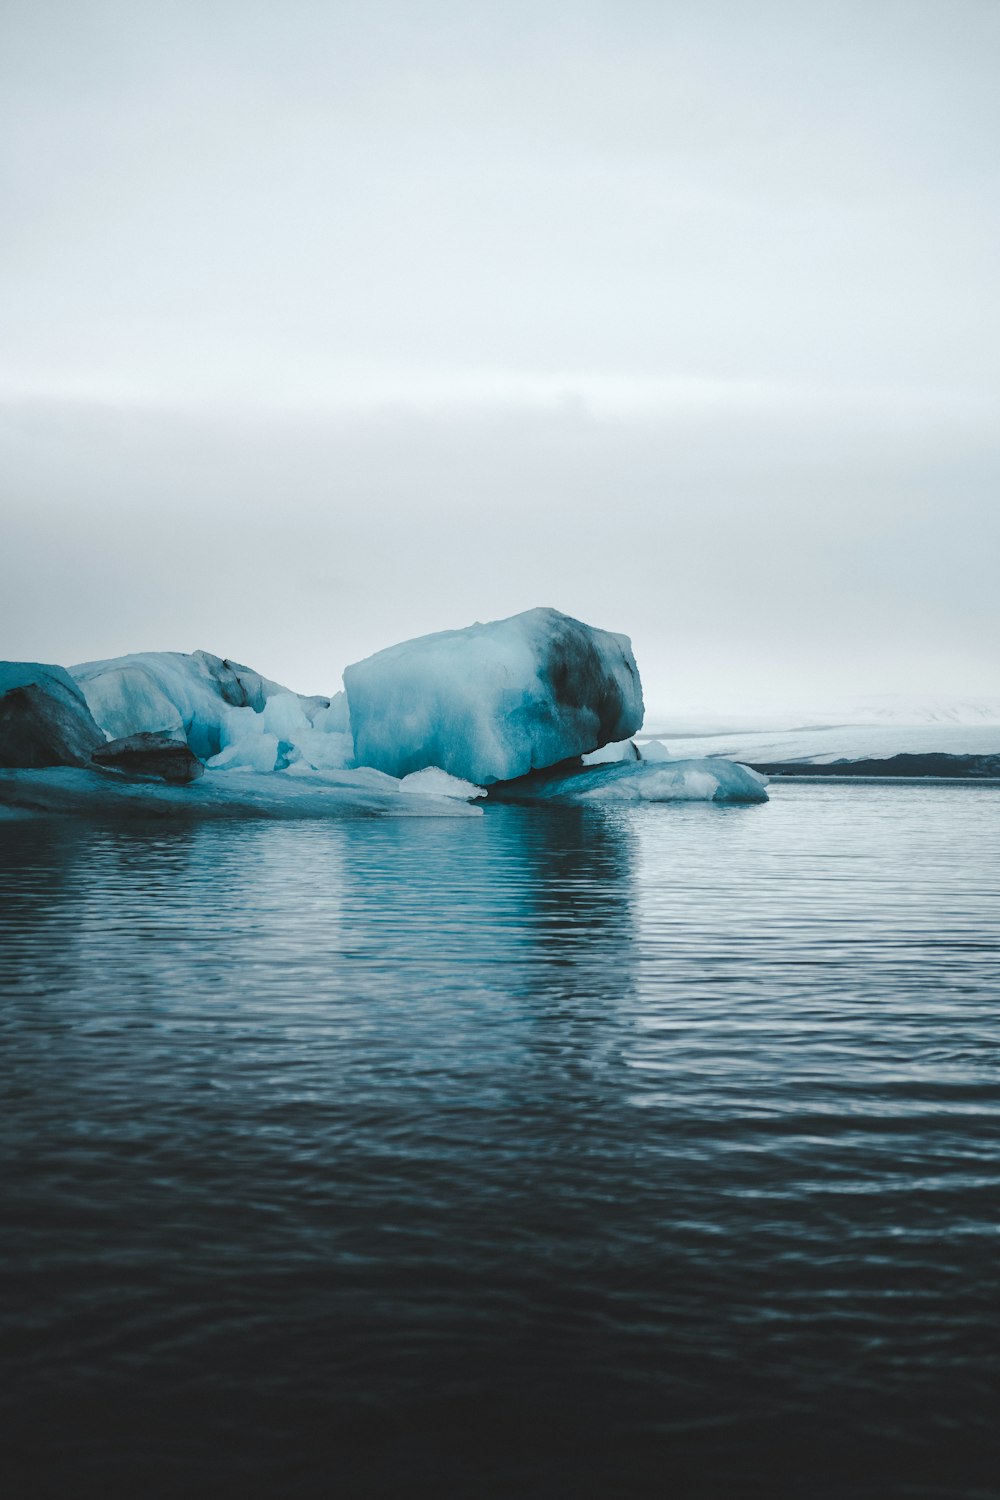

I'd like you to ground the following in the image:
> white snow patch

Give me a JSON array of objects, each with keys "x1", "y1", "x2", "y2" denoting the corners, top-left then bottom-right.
[
  {"x1": 399, "y1": 768, "x2": 487, "y2": 800},
  {"x1": 581, "y1": 739, "x2": 639, "y2": 765}
]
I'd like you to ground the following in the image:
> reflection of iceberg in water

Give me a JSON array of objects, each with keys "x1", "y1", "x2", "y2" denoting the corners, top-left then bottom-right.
[
  {"x1": 500, "y1": 803, "x2": 638, "y2": 992},
  {"x1": 348, "y1": 803, "x2": 635, "y2": 984},
  {"x1": 0, "y1": 818, "x2": 99, "y2": 1004},
  {"x1": 317, "y1": 805, "x2": 642, "y2": 1118},
  {"x1": 493, "y1": 805, "x2": 641, "y2": 1092},
  {"x1": 0, "y1": 817, "x2": 355, "y2": 1031},
  {"x1": 0, "y1": 804, "x2": 639, "y2": 1092}
]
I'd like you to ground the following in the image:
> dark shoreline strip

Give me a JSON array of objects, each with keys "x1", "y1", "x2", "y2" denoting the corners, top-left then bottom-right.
[
  {"x1": 763, "y1": 775, "x2": 1000, "y2": 787},
  {"x1": 749, "y1": 751, "x2": 1000, "y2": 781}
]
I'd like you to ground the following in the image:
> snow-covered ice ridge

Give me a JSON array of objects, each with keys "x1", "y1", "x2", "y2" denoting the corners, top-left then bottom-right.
[
  {"x1": 643, "y1": 695, "x2": 1000, "y2": 740},
  {"x1": 639, "y1": 695, "x2": 1000, "y2": 766},
  {"x1": 1, "y1": 609, "x2": 769, "y2": 817}
]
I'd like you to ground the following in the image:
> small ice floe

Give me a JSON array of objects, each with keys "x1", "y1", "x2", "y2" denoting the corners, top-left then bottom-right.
[
  {"x1": 398, "y1": 768, "x2": 487, "y2": 800},
  {"x1": 489, "y1": 757, "x2": 769, "y2": 805},
  {"x1": 581, "y1": 739, "x2": 640, "y2": 765}
]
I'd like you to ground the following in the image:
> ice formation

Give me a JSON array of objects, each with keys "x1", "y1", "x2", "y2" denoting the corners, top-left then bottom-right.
[
  {"x1": 0, "y1": 766, "x2": 483, "y2": 820},
  {"x1": 70, "y1": 651, "x2": 354, "y2": 772},
  {"x1": 636, "y1": 738, "x2": 673, "y2": 762},
  {"x1": 399, "y1": 768, "x2": 487, "y2": 800},
  {"x1": 652, "y1": 723, "x2": 1000, "y2": 766},
  {"x1": 344, "y1": 607, "x2": 643, "y2": 784},
  {"x1": 489, "y1": 758, "x2": 769, "y2": 805},
  {"x1": 207, "y1": 691, "x2": 354, "y2": 774},
  {"x1": 581, "y1": 739, "x2": 640, "y2": 765},
  {"x1": 0, "y1": 662, "x2": 106, "y2": 768},
  {"x1": 71, "y1": 650, "x2": 301, "y2": 760},
  {"x1": 0, "y1": 608, "x2": 784, "y2": 821}
]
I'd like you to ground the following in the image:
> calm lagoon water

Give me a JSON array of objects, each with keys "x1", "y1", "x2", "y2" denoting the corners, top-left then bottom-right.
[{"x1": 2, "y1": 784, "x2": 999, "y2": 1498}]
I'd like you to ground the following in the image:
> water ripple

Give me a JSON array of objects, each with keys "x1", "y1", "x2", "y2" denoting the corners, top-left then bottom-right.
[{"x1": 1, "y1": 784, "x2": 999, "y2": 1497}]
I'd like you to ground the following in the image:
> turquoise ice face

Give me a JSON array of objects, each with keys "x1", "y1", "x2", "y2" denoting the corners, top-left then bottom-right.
[{"x1": 344, "y1": 605, "x2": 644, "y2": 785}]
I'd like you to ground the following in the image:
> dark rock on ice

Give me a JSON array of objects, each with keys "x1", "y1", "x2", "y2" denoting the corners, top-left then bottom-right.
[
  {"x1": 751, "y1": 751, "x2": 1000, "y2": 779},
  {"x1": 0, "y1": 662, "x2": 106, "y2": 768},
  {"x1": 91, "y1": 732, "x2": 205, "y2": 784}
]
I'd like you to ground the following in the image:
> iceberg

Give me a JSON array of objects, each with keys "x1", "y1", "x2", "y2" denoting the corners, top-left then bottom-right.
[
  {"x1": 70, "y1": 652, "x2": 356, "y2": 774},
  {"x1": 0, "y1": 662, "x2": 106, "y2": 768},
  {"x1": 0, "y1": 609, "x2": 778, "y2": 819},
  {"x1": 70, "y1": 650, "x2": 304, "y2": 761},
  {"x1": 488, "y1": 757, "x2": 769, "y2": 805},
  {"x1": 344, "y1": 607, "x2": 643, "y2": 785}
]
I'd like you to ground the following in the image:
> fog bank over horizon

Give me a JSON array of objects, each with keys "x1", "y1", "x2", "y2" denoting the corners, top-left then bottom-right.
[{"x1": 2, "y1": 1, "x2": 998, "y2": 716}]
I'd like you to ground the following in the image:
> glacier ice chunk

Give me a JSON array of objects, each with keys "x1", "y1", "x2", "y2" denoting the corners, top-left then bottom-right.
[
  {"x1": 284, "y1": 729, "x2": 354, "y2": 772},
  {"x1": 257, "y1": 692, "x2": 313, "y2": 741},
  {"x1": 310, "y1": 691, "x2": 351, "y2": 735},
  {"x1": 208, "y1": 732, "x2": 285, "y2": 774},
  {"x1": 488, "y1": 757, "x2": 769, "y2": 805},
  {"x1": 582, "y1": 739, "x2": 640, "y2": 765},
  {"x1": 71, "y1": 650, "x2": 299, "y2": 761},
  {"x1": 71, "y1": 652, "x2": 354, "y2": 774},
  {"x1": 207, "y1": 691, "x2": 355, "y2": 774},
  {"x1": 344, "y1": 607, "x2": 643, "y2": 785},
  {"x1": 637, "y1": 738, "x2": 673, "y2": 762},
  {"x1": 399, "y1": 768, "x2": 487, "y2": 800}
]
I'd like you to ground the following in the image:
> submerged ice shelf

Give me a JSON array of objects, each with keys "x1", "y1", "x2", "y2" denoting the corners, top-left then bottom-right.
[
  {"x1": 0, "y1": 767, "x2": 484, "y2": 820},
  {"x1": 0, "y1": 608, "x2": 770, "y2": 819},
  {"x1": 488, "y1": 758, "x2": 768, "y2": 805}
]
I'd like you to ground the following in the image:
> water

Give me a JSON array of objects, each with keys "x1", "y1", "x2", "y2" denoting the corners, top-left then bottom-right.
[{"x1": 2, "y1": 784, "x2": 999, "y2": 1498}]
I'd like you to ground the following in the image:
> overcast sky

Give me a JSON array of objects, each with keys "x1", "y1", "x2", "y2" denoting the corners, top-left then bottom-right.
[{"x1": 2, "y1": 0, "x2": 998, "y2": 715}]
